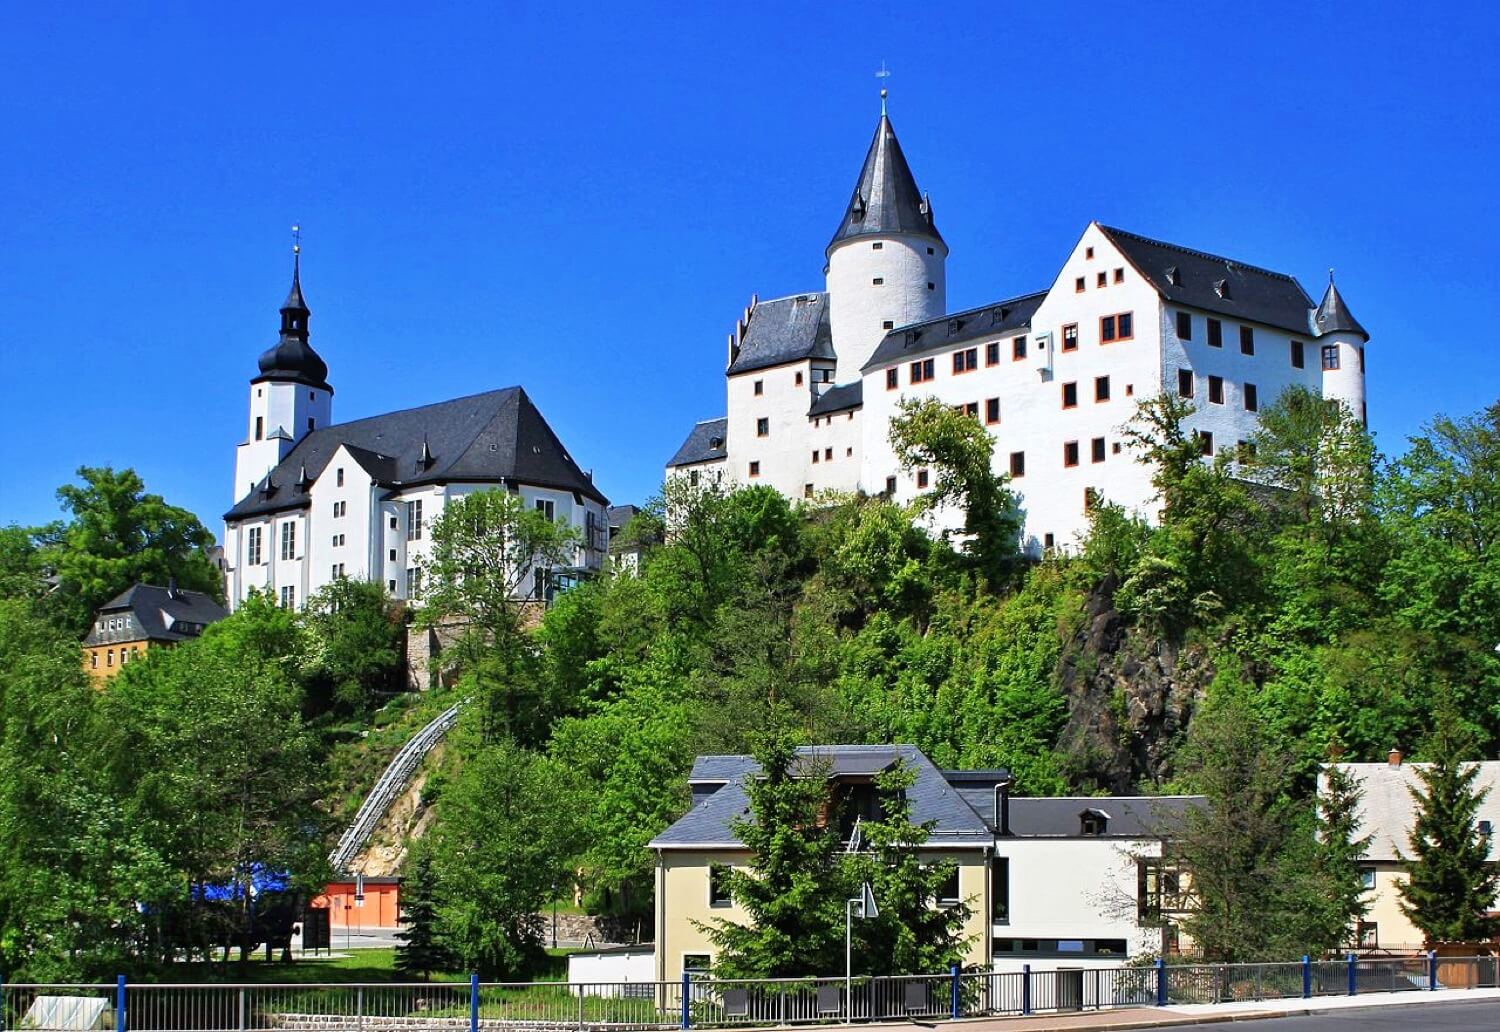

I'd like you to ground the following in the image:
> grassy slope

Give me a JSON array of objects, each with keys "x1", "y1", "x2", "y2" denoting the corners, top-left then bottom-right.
[{"x1": 319, "y1": 691, "x2": 457, "y2": 836}]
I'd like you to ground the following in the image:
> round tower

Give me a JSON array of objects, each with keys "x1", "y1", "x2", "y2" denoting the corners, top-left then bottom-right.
[
  {"x1": 1313, "y1": 274, "x2": 1369, "y2": 425},
  {"x1": 233, "y1": 237, "x2": 334, "y2": 502},
  {"x1": 824, "y1": 101, "x2": 947, "y2": 377}
]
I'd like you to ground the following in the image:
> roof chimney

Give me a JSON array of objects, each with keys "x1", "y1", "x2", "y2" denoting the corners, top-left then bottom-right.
[
  {"x1": 1388, "y1": 748, "x2": 1402, "y2": 768},
  {"x1": 993, "y1": 777, "x2": 1012, "y2": 837}
]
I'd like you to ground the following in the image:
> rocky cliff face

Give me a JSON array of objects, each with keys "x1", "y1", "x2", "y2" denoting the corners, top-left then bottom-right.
[
  {"x1": 1055, "y1": 579, "x2": 1214, "y2": 793},
  {"x1": 350, "y1": 751, "x2": 441, "y2": 877}
]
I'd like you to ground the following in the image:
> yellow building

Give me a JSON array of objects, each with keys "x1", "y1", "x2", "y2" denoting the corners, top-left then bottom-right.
[
  {"x1": 83, "y1": 582, "x2": 227, "y2": 680},
  {"x1": 648, "y1": 746, "x2": 996, "y2": 982}
]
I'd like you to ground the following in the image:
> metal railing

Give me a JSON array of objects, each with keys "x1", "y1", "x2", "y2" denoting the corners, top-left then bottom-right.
[{"x1": 4, "y1": 956, "x2": 1497, "y2": 1032}]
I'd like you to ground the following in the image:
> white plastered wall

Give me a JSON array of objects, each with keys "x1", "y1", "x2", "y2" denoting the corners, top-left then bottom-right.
[{"x1": 827, "y1": 234, "x2": 946, "y2": 377}]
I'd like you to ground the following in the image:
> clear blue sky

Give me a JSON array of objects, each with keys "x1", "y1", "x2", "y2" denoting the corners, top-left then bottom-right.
[{"x1": 3, "y1": 2, "x2": 1496, "y2": 531}]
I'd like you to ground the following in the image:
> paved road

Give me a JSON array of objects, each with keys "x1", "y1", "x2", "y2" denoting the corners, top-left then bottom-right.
[{"x1": 1163, "y1": 999, "x2": 1500, "y2": 1029}]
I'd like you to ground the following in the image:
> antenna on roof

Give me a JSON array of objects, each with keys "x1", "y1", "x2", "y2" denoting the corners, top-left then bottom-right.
[{"x1": 875, "y1": 62, "x2": 891, "y2": 116}]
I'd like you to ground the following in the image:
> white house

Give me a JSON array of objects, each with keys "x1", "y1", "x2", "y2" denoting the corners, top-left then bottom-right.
[
  {"x1": 223, "y1": 252, "x2": 610, "y2": 612},
  {"x1": 667, "y1": 104, "x2": 1370, "y2": 554}
]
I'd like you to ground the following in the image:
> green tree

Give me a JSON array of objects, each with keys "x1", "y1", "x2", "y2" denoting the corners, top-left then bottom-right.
[
  {"x1": 394, "y1": 848, "x2": 453, "y2": 980},
  {"x1": 1307, "y1": 759, "x2": 1371, "y2": 950},
  {"x1": 889, "y1": 397, "x2": 1020, "y2": 586},
  {"x1": 426, "y1": 741, "x2": 583, "y2": 978},
  {"x1": 1397, "y1": 703, "x2": 1500, "y2": 944},
  {"x1": 846, "y1": 761, "x2": 973, "y2": 974},
  {"x1": 302, "y1": 578, "x2": 406, "y2": 715},
  {"x1": 700, "y1": 732, "x2": 850, "y2": 978},
  {"x1": 419, "y1": 489, "x2": 579, "y2": 743},
  {"x1": 37, "y1": 466, "x2": 221, "y2": 634}
]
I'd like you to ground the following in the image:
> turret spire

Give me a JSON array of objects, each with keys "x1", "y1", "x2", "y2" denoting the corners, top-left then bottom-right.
[
  {"x1": 255, "y1": 229, "x2": 331, "y2": 391},
  {"x1": 826, "y1": 110, "x2": 943, "y2": 256},
  {"x1": 1313, "y1": 278, "x2": 1369, "y2": 342}
]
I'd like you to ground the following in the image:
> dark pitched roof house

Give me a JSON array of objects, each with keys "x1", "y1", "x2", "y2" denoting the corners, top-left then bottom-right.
[
  {"x1": 83, "y1": 583, "x2": 228, "y2": 647},
  {"x1": 666, "y1": 417, "x2": 729, "y2": 469},
  {"x1": 726, "y1": 293, "x2": 835, "y2": 376},
  {"x1": 226, "y1": 386, "x2": 607, "y2": 520}
]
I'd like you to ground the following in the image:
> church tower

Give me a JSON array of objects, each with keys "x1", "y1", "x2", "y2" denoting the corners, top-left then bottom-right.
[
  {"x1": 1313, "y1": 275, "x2": 1369, "y2": 425},
  {"x1": 232, "y1": 240, "x2": 333, "y2": 503},
  {"x1": 824, "y1": 100, "x2": 947, "y2": 378}
]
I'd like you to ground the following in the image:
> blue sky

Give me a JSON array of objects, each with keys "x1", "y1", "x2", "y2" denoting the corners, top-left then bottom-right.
[{"x1": 3, "y1": 2, "x2": 1497, "y2": 531}]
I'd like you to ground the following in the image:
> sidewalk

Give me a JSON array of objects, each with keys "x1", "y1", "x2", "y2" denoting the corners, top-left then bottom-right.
[{"x1": 848, "y1": 986, "x2": 1500, "y2": 1032}]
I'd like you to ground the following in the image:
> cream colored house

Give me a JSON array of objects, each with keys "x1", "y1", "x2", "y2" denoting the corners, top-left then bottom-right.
[
  {"x1": 1323, "y1": 752, "x2": 1500, "y2": 953},
  {"x1": 649, "y1": 745, "x2": 1206, "y2": 982}
]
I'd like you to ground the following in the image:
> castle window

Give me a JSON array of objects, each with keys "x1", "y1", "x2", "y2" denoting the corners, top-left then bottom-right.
[
  {"x1": 389, "y1": 548, "x2": 397, "y2": 562},
  {"x1": 1064, "y1": 441, "x2": 1080, "y2": 467},
  {"x1": 872, "y1": 277, "x2": 884, "y2": 285},
  {"x1": 1176, "y1": 311, "x2": 1192, "y2": 340},
  {"x1": 959, "y1": 402, "x2": 979, "y2": 419},
  {"x1": 825, "y1": 447, "x2": 834, "y2": 460},
  {"x1": 336, "y1": 467, "x2": 345, "y2": 487},
  {"x1": 886, "y1": 368, "x2": 898, "y2": 391},
  {"x1": 280, "y1": 585, "x2": 296, "y2": 610},
  {"x1": 986, "y1": 398, "x2": 1000, "y2": 424},
  {"x1": 1075, "y1": 276, "x2": 1086, "y2": 293},
  {"x1": 689, "y1": 470, "x2": 700, "y2": 486},
  {"x1": 986, "y1": 341, "x2": 1000, "y2": 366},
  {"x1": 917, "y1": 469, "x2": 929, "y2": 489},
  {"x1": 389, "y1": 515, "x2": 398, "y2": 530},
  {"x1": 953, "y1": 347, "x2": 979, "y2": 374},
  {"x1": 795, "y1": 371, "x2": 804, "y2": 386},
  {"x1": 927, "y1": 282, "x2": 935, "y2": 291},
  {"x1": 872, "y1": 242, "x2": 883, "y2": 250},
  {"x1": 1062, "y1": 382, "x2": 1078, "y2": 409},
  {"x1": 1291, "y1": 340, "x2": 1305, "y2": 368},
  {"x1": 406, "y1": 500, "x2": 424, "y2": 541},
  {"x1": 927, "y1": 247, "x2": 935, "y2": 255},
  {"x1": 1014, "y1": 335, "x2": 1029, "y2": 360},
  {"x1": 1100, "y1": 312, "x2": 1133, "y2": 342},
  {"x1": 1092, "y1": 437, "x2": 1107, "y2": 463},
  {"x1": 1010, "y1": 451, "x2": 1025, "y2": 478},
  {"x1": 812, "y1": 450, "x2": 820, "y2": 464},
  {"x1": 885, "y1": 475, "x2": 897, "y2": 496},
  {"x1": 804, "y1": 483, "x2": 813, "y2": 498},
  {"x1": 1062, "y1": 325, "x2": 1078, "y2": 352},
  {"x1": 1208, "y1": 375, "x2": 1224, "y2": 405},
  {"x1": 1177, "y1": 369, "x2": 1194, "y2": 398},
  {"x1": 1244, "y1": 383, "x2": 1259, "y2": 411},
  {"x1": 1097, "y1": 271, "x2": 1107, "y2": 288},
  {"x1": 1198, "y1": 430, "x2": 1215, "y2": 456},
  {"x1": 883, "y1": 320, "x2": 894, "y2": 329},
  {"x1": 1239, "y1": 325, "x2": 1255, "y2": 355},
  {"x1": 1322, "y1": 345, "x2": 1341, "y2": 370},
  {"x1": 389, "y1": 579, "x2": 397, "y2": 593},
  {"x1": 756, "y1": 417, "x2": 769, "y2": 438},
  {"x1": 1044, "y1": 533, "x2": 1055, "y2": 550},
  {"x1": 847, "y1": 447, "x2": 853, "y2": 456},
  {"x1": 280, "y1": 521, "x2": 296, "y2": 560},
  {"x1": 535, "y1": 499, "x2": 556, "y2": 521},
  {"x1": 255, "y1": 416, "x2": 264, "y2": 441},
  {"x1": 308, "y1": 418, "x2": 315, "y2": 431},
  {"x1": 910, "y1": 358, "x2": 935, "y2": 384},
  {"x1": 1095, "y1": 376, "x2": 1111, "y2": 402},
  {"x1": 1114, "y1": 267, "x2": 1124, "y2": 283},
  {"x1": 247, "y1": 526, "x2": 262, "y2": 566},
  {"x1": 748, "y1": 461, "x2": 760, "y2": 477},
  {"x1": 1085, "y1": 246, "x2": 1095, "y2": 259},
  {"x1": 753, "y1": 380, "x2": 763, "y2": 396},
  {"x1": 1207, "y1": 319, "x2": 1223, "y2": 348}
]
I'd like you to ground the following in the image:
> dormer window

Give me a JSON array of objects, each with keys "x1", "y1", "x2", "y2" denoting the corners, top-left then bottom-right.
[{"x1": 1080, "y1": 809, "x2": 1109, "y2": 836}]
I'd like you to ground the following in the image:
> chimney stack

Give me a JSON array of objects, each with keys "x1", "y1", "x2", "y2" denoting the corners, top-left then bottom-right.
[
  {"x1": 1388, "y1": 748, "x2": 1402, "y2": 768},
  {"x1": 993, "y1": 777, "x2": 1012, "y2": 837}
]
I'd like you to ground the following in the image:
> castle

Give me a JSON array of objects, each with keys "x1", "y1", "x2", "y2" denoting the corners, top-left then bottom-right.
[
  {"x1": 666, "y1": 104, "x2": 1369, "y2": 553},
  {"x1": 222, "y1": 252, "x2": 610, "y2": 611}
]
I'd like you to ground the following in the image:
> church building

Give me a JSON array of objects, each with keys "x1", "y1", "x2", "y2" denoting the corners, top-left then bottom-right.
[
  {"x1": 223, "y1": 250, "x2": 610, "y2": 611},
  {"x1": 667, "y1": 102, "x2": 1370, "y2": 553}
]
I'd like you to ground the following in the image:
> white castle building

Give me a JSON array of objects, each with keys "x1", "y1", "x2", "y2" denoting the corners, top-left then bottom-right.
[
  {"x1": 223, "y1": 254, "x2": 610, "y2": 611},
  {"x1": 667, "y1": 105, "x2": 1370, "y2": 553}
]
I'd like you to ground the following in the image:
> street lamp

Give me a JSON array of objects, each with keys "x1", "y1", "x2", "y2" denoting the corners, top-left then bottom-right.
[{"x1": 845, "y1": 882, "x2": 878, "y2": 1023}]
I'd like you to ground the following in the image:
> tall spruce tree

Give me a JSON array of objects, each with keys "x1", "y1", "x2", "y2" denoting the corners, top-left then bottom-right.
[
  {"x1": 698, "y1": 731, "x2": 850, "y2": 978},
  {"x1": 1398, "y1": 705, "x2": 1500, "y2": 944},
  {"x1": 394, "y1": 850, "x2": 451, "y2": 981},
  {"x1": 1309, "y1": 760, "x2": 1371, "y2": 950}
]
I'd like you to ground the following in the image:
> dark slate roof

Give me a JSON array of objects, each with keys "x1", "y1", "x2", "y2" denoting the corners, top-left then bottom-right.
[
  {"x1": 1000, "y1": 796, "x2": 1206, "y2": 839},
  {"x1": 1098, "y1": 225, "x2": 1316, "y2": 337},
  {"x1": 862, "y1": 292, "x2": 1047, "y2": 372},
  {"x1": 607, "y1": 504, "x2": 641, "y2": 531},
  {"x1": 83, "y1": 583, "x2": 228, "y2": 646},
  {"x1": 226, "y1": 386, "x2": 608, "y2": 519},
  {"x1": 666, "y1": 417, "x2": 728, "y2": 468},
  {"x1": 827, "y1": 114, "x2": 942, "y2": 255},
  {"x1": 808, "y1": 381, "x2": 863, "y2": 417},
  {"x1": 652, "y1": 745, "x2": 994, "y2": 849},
  {"x1": 255, "y1": 261, "x2": 332, "y2": 392},
  {"x1": 726, "y1": 293, "x2": 834, "y2": 376},
  {"x1": 1312, "y1": 280, "x2": 1369, "y2": 342}
]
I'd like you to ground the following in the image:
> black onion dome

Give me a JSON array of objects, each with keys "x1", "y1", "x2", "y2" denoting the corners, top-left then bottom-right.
[{"x1": 253, "y1": 260, "x2": 333, "y2": 392}]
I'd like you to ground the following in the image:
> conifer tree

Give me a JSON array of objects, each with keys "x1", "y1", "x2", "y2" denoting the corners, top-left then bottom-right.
[
  {"x1": 1398, "y1": 705, "x2": 1500, "y2": 944},
  {"x1": 1310, "y1": 759, "x2": 1371, "y2": 950},
  {"x1": 394, "y1": 850, "x2": 451, "y2": 981}
]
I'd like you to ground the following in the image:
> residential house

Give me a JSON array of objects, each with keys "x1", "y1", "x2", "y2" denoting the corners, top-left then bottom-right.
[{"x1": 82, "y1": 582, "x2": 227, "y2": 679}]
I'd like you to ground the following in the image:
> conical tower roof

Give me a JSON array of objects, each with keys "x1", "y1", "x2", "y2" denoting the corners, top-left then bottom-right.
[
  {"x1": 1313, "y1": 279, "x2": 1369, "y2": 342},
  {"x1": 826, "y1": 113, "x2": 943, "y2": 256}
]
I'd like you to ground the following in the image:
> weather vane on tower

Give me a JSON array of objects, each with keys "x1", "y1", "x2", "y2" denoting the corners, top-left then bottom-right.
[
  {"x1": 292, "y1": 224, "x2": 302, "y2": 256},
  {"x1": 876, "y1": 62, "x2": 891, "y2": 116}
]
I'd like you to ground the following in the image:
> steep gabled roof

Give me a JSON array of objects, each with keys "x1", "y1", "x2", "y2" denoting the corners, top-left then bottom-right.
[
  {"x1": 726, "y1": 293, "x2": 835, "y2": 376},
  {"x1": 226, "y1": 386, "x2": 607, "y2": 520},
  {"x1": 651, "y1": 745, "x2": 995, "y2": 849},
  {"x1": 666, "y1": 417, "x2": 729, "y2": 468},
  {"x1": 862, "y1": 292, "x2": 1046, "y2": 372},
  {"x1": 808, "y1": 381, "x2": 863, "y2": 417},
  {"x1": 827, "y1": 114, "x2": 943, "y2": 255},
  {"x1": 1098, "y1": 225, "x2": 1317, "y2": 337}
]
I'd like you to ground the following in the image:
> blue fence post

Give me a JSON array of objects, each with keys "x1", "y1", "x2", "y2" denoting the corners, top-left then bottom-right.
[
  {"x1": 1429, "y1": 951, "x2": 1438, "y2": 991},
  {"x1": 1021, "y1": 964, "x2": 1031, "y2": 1016},
  {"x1": 949, "y1": 965, "x2": 960, "y2": 1018},
  {"x1": 680, "y1": 972, "x2": 690, "y2": 1029},
  {"x1": 1155, "y1": 957, "x2": 1166, "y2": 1007},
  {"x1": 468, "y1": 973, "x2": 478, "y2": 1032},
  {"x1": 1347, "y1": 953, "x2": 1357, "y2": 996},
  {"x1": 1302, "y1": 955, "x2": 1311, "y2": 999},
  {"x1": 115, "y1": 975, "x2": 126, "y2": 1032}
]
